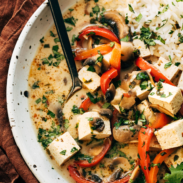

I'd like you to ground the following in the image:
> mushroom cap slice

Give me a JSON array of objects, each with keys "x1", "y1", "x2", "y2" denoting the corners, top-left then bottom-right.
[
  {"x1": 113, "y1": 125, "x2": 140, "y2": 143},
  {"x1": 100, "y1": 11, "x2": 129, "y2": 40}
]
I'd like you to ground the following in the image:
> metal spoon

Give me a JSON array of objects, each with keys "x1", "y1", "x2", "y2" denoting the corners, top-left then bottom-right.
[{"x1": 48, "y1": 0, "x2": 82, "y2": 101}]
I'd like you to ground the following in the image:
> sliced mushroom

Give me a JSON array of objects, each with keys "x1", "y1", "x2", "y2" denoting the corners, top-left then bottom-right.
[
  {"x1": 105, "y1": 83, "x2": 116, "y2": 103},
  {"x1": 100, "y1": 11, "x2": 129, "y2": 40},
  {"x1": 90, "y1": 117, "x2": 105, "y2": 132},
  {"x1": 113, "y1": 125, "x2": 140, "y2": 143},
  {"x1": 93, "y1": 108, "x2": 113, "y2": 119},
  {"x1": 108, "y1": 168, "x2": 123, "y2": 182},
  {"x1": 129, "y1": 165, "x2": 141, "y2": 182},
  {"x1": 91, "y1": 174, "x2": 102, "y2": 183},
  {"x1": 87, "y1": 36, "x2": 93, "y2": 50},
  {"x1": 89, "y1": 145, "x2": 103, "y2": 156}
]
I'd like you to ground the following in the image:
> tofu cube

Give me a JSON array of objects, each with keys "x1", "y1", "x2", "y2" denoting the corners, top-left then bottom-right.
[
  {"x1": 134, "y1": 81, "x2": 153, "y2": 100},
  {"x1": 148, "y1": 82, "x2": 183, "y2": 114},
  {"x1": 111, "y1": 87, "x2": 126, "y2": 105},
  {"x1": 78, "y1": 112, "x2": 111, "y2": 140},
  {"x1": 133, "y1": 39, "x2": 151, "y2": 58},
  {"x1": 154, "y1": 57, "x2": 180, "y2": 81},
  {"x1": 48, "y1": 132, "x2": 80, "y2": 166},
  {"x1": 103, "y1": 52, "x2": 112, "y2": 71},
  {"x1": 155, "y1": 120, "x2": 183, "y2": 150},
  {"x1": 178, "y1": 71, "x2": 183, "y2": 90},
  {"x1": 78, "y1": 66, "x2": 100, "y2": 92},
  {"x1": 164, "y1": 148, "x2": 183, "y2": 168}
]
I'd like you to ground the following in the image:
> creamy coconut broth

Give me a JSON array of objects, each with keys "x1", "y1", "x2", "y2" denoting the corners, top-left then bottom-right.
[{"x1": 29, "y1": 0, "x2": 183, "y2": 182}]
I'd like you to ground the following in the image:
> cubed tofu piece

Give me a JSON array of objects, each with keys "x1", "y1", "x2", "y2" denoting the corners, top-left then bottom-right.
[
  {"x1": 78, "y1": 66, "x2": 100, "y2": 92},
  {"x1": 48, "y1": 132, "x2": 80, "y2": 166},
  {"x1": 103, "y1": 52, "x2": 112, "y2": 71},
  {"x1": 154, "y1": 57, "x2": 180, "y2": 81},
  {"x1": 148, "y1": 83, "x2": 183, "y2": 114},
  {"x1": 134, "y1": 81, "x2": 153, "y2": 100},
  {"x1": 137, "y1": 100, "x2": 155, "y2": 122},
  {"x1": 111, "y1": 87, "x2": 126, "y2": 105},
  {"x1": 178, "y1": 71, "x2": 183, "y2": 90},
  {"x1": 155, "y1": 120, "x2": 183, "y2": 150},
  {"x1": 133, "y1": 39, "x2": 151, "y2": 58},
  {"x1": 78, "y1": 112, "x2": 111, "y2": 140},
  {"x1": 164, "y1": 148, "x2": 183, "y2": 168}
]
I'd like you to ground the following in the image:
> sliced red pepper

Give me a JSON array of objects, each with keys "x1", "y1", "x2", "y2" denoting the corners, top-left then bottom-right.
[
  {"x1": 75, "y1": 43, "x2": 113, "y2": 61},
  {"x1": 68, "y1": 165, "x2": 130, "y2": 183},
  {"x1": 149, "y1": 113, "x2": 172, "y2": 129},
  {"x1": 79, "y1": 98, "x2": 93, "y2": 112},
  {"x1": 75, "y1": 138, "x2": 111, "y2": 168},
  {"x1": 138, "y1": 126, "x2": 154, "y2": 183},
  {"x1": 77, "y1": 26, "x2": 120, "y2": 46},
  {"x1": 101, "y1": 68, "x2": 118, "y2": 94},
  {"x1": 135, "y1": 57, "x2": 175, "y2": 86},
  {"x1": 149, "y1": 148, "x2": 176, "y2": 183},
  {"x1": 109, "y1": 42, "x2": 121, "y2": 75}
]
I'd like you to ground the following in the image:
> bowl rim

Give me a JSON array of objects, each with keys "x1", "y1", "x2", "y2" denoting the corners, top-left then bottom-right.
[{"x1": 6, "y1": 0, "x2": 49, "y2": 182}]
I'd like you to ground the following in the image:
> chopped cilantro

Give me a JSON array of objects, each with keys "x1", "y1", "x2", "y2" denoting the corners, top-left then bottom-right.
[
  {"x1": 64, "y1": 119, "x2": 70, "y2": 129},
  {"x1": 125, "y1": 14, "x2": 129, "y2": 24},
  {"x1": 169, "y1": 30, "x2": 174, "y2": 34},
  {"x1": 35, "y1": 98, "x2": 41, "y2": 104},
  {"x1": 60, "y1": 150, "x2": 66, "y2": 155},
  {"x1": 109, "y1": 42, "x2": 115, "y2": 47},
  {"x1": 150, "y1": 92, "x2": 155, "y2": 96},
  {"x1": 102, "y1": 103, "x2": 111, "y2": 109},
  {"x1": 135, "y1": 13, "x2": 143, "y2": 22},
  {"x1": 120, "y1": 35, "x2": 129, "y2": 42},
  {"x1": 175, "y1": 62, "x2": 181, "y2": 67},
  {"x1": 50, "y1": 31, "x2": 55, "y2": 37},
  {"x1": 87, "y1": 32, "x2": 95, "y2": 36},
  {"x1": 66, "y1": 27, "x2": 73, "y2": 32},
  {"x1": 128, "y1": 4, "x2": 135, "y2": 13},
  {"x1": 163, "y1": 162, "x2": 183, "y2": 183},
  {"x1": 53, "y1": 61, "x2": 61, "y2": 67},
  {"x1": 86, "y1": 92, "x2": 101, "y2": 104},
  {"x1": 45, "y1": 90, "x2": 54, "y2": 94},
  {"x1": 140, "y1": 81, "x2": 148, "y2": 90},
  {"x1": 54, "y1": 38, "x2": 60, "y2": 43},
  {"x1": 32, "y1": 81, "x2": 40, "y2": 89},
  {"x1": 44, "y1": 44, "x2": 50, "y2": 48},
  {"x1": 87, "y1": 66, "x2": 96, "y2": 72},
  {"x1": 164, "y1": 62, "x2": 172, "y2": 69},
  {"x1": 47, "y1": 110, "x2": 55, "y2": 118},
  {"x1": 64, "y1": 16, "x2": 77, "y2": 26},
  {"x1": 72, "y1": 105, "x2": 84, "y2": 114},
  {"x1": 92, "y1": 5, "x2": 100, "y2": 14},
  {"x1": 71, "y1": 147, "x2": 78, "y2": 153},
  {"x1": 69, "y1": 8, "x2": 74, "y2": 12},
  {"x1": 136, "y1": 72, "x2": 150, "y2": 80},
  {"x1": 157, "y1": 35, "x2": 165, "y2": 44},
  {"x1": 40, "y1": 37, "x2": 44, "y2": 43}
]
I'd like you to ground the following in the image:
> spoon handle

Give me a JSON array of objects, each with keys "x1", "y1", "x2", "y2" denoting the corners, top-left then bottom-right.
[{"x1": 48, "y1": 0, "x2": 78, "y2": 80}]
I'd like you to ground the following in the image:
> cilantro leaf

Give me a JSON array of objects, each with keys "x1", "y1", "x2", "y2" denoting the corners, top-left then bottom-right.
[{"x1": 164, "y1": 163, "x2": 183, "y2": 183}]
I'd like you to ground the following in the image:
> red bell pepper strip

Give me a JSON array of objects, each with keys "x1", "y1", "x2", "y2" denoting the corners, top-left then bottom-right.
[
  {"x1": 74, "y1": 43, "x2": 113, "y2": 61},
  {"x1": 149, "y1": 113, "x2": 172, "y2": 129},
  {"x1": 148, "y1": 148, "x2": 176, "y2": 183},
  {"x1": 138, "y1": 126, "x2": 154, "y2": 183},
  {"x1": 101, "y1": 68, "x2": 118, "y2": 94},
  {"x1": 135, "y1": 57, "x2": 175, "y2": 86},
  {"x1": 75, "y1": 138, "x2": 111, "y2": 168},
  {"x1": 77, "y1": 26, "x2": 120, "y2": 46},
  {"x1": 68, "y1": 165, "x2": 130, "y2": 183},
  {"x1": 79, "y1": 98, "x2": 92, "y2": 112}
]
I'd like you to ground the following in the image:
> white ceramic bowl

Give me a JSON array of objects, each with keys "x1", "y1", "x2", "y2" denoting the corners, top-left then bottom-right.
[{"x1": 7, "y1": 0, "x2": 77, "y2": 182}]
